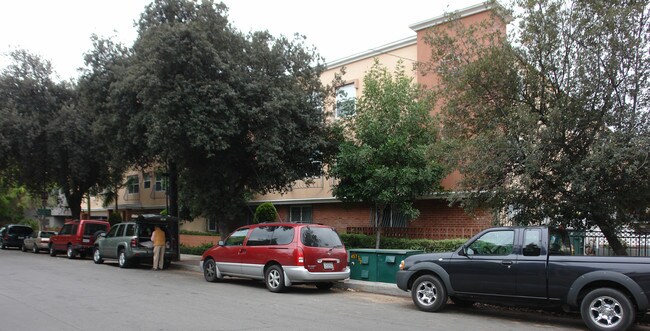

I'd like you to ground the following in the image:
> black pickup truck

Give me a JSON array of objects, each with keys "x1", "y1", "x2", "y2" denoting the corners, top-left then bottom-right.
[{"x1": 396, "y1": 226, "x2": 650, "y2": 331}]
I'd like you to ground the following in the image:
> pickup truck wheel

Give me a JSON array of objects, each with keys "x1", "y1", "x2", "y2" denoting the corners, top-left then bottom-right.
[
  {"x1": 581, "y1": 288, "x2": 634, "y2": 331},
  {"x1": 203, "y1": 259, "x2": 219, "y2": 282},
  {"x1": 118, "y1": 249, "x2": 130, "y2": 268},
  {"x1": 265, "y1": 265, "x2": 286, "y2": 293},
  {"x1": 66, "y1": 245, "x2": 76, "y2": 259},
  {"x1": 411, "y1": 275, "x2": 447, "y2": 312},
  {"x1": 21, "y1": 243, "x2": 26, "y2": 252},
  {"x1": 93, "y1": 247, "x2": 104, "y2": 264},
  {"x1": 32, "y1": 244, "x2": 39, "y2": 254}
]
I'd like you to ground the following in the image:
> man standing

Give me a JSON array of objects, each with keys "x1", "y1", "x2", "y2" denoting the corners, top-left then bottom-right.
[{"x1": 151, "y1": 225, "x2": 166, "y2": 270}]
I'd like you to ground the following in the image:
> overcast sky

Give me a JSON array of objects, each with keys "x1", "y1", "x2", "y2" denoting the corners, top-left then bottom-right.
[{"x1": 0, "y1": 0, "x2": 480, "y2": 81}]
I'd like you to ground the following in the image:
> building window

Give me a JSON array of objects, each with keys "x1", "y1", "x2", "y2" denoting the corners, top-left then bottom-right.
[
  {"x1": 127, "y1": 175, "x2": 139, "y2": 194},
  {"x1": 335, "y1": 83, "x2": 356, "y2": 118},
  {"x1": 290, "y1": 206, "x2": 313, "y2": 223},
  {"x1": 372, "y1": 204, "x2": 409, "y2": 228},
  {"x1": 207, "y1": 219, "x2": 218, "y2": 232},
  {"x1": 143, "y1": 173, "x2": 151, "y2": 189},
  {"x1": 155, "y1": 173, "x2": 167, "y2": 192}
]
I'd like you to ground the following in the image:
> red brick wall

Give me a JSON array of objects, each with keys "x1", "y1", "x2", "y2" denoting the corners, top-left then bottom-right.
[{"x1": 180, "y1": 234, "x2": 218, "y2": 247}]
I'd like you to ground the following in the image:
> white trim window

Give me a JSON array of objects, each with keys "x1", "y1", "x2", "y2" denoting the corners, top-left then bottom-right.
[
  {"x1": 127, "y1": 175, "x2": 139, "y2": 194},
  {"x1": 155, "y1": 173, "x2": 167, "y2": 192},
  {"x1": 335, "y1": 83, "x2": 356, "y2": 118},
  {"x1": 290, "y1": 205, "x2": 313, "y2": 223},
  {"x1": 143, "y1": 173, "x2": 151, "y2": 189}
]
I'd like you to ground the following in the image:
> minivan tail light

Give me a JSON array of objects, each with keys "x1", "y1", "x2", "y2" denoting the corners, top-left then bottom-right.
[
  {"x1": 130, "y1": 238, "x2": 137, "y2": 248},
  {"x1": 296, "y1": 246, "x2": 304, "y2": 266}
]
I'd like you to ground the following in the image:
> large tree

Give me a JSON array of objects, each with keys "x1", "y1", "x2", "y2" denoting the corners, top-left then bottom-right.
[
  {"x1": 329, "y1": 60, "x2": 447, "y2": 248},
  {"x1": 426, "y1": 0, "x2": 649, "y2": 254},
  {"x1": 107, "y1": 0, "x2": 335, "y2": 234},
  {"x1": 0, "y1": 50, "x2": 112, "y2": 219}
]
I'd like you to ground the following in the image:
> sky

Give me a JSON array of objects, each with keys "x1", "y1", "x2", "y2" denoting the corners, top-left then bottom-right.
[{"x1": 0, "y1": 0, "x2": 480, "y2": 81}]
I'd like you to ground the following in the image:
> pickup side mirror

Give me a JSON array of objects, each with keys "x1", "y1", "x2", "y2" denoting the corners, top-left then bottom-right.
[{"x1": 458, "y1": 245, "x2": 467, "y2": 256}]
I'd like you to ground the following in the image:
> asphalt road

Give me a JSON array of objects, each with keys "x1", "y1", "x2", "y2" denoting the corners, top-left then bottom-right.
[{"x1": 1, "y1": 248, "x2": 648, "y2": 331}]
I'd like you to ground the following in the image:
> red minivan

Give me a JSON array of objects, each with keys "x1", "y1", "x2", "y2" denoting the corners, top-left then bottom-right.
[
  {"x1": 49, "y1": 219, "x2": 110, "y2": 259},
  {"x1": 200, "y1": 223, "x2": 349, "y2": 292}
]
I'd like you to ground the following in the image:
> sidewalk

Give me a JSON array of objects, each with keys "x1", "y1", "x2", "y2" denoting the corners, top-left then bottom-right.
[{"x1": 173, "y1": 254, "x2": 408, "y2": 297}]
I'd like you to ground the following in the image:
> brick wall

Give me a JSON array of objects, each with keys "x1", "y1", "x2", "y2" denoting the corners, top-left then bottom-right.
[{"x1": 179, "y1": 234, "x2": 218, "y2": 247}]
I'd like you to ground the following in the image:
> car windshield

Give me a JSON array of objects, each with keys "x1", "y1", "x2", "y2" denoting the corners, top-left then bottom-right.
[{"x1": 300, "y1": 226, "x2": 343, "y2": 248}]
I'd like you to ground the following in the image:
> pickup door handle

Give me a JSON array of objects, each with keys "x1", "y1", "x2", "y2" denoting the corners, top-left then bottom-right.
[{"x1": 501, "y1": 260, "x2": 513, "y2": 266}]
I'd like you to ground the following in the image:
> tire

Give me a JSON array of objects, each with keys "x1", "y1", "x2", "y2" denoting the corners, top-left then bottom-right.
[
  {"x1": 411, "y1": 274, "x2": 448, "y2": 312},
  {"x1": 315, "y1": 282, "x2": 334, "y2": 291},
  {"x1": 450, "y1": 296, "x2": 475, "y2": 308},
  {"x1": 203, "y1": 259, "x2": 219, "y2": 282},
  {"x1": 49, "y1": 245, "x2": 56, "y2": 256},
  {"x1": 580, "y1": 287, "x2": 635, "y2": 331},
  {"x1": 21, "y1": 243, "x2": 26, "y2": 252},
  {"x1": 0, "y1": 240, "x2": 5, "y2": 249},
  {"x1": 66, "y1": 245, "x2": 76, "y2": 259},
  {"x1": 118, "y1": 249, "x2": 130, "y2": 268},
  {"x1": 93, "y1": 247, "x2": 103, "y2": 264},
  {"x1": 32, "y1": 244, "x2": 39, "y2": 254},
  {"x1": 265, "y1": 265, "x2": 286, "y2": 293},
  {"x1": 163, "y1": 259, "x2": 171, "y2": 270}
]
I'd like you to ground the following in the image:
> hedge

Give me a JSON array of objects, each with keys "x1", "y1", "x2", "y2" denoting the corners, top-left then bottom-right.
[
  {"x1": 340, "y1": 233, "x2": 466, "y2": 253},
  {"x1": 180, "y1": 243, "x2": 213, "y2": 255},
  {"x1": 179, "y1": 230, "x2": 220, "y2": 236}
]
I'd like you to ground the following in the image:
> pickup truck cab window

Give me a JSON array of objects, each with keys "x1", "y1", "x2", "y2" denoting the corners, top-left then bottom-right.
[
  {"x1": 523, "y1": 229, "x2": 542, "y2": 256},
  {"x1": 549, "y1": 229, "x2": 572, "y2": 255},
  {"x1": 467, "y1": 230, "x2": 514, "y2": 255}
]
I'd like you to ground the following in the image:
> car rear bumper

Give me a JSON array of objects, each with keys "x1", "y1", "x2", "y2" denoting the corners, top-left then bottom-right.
[{"x1": 283, "y1": 266, "x2": 350, "y2": 284}]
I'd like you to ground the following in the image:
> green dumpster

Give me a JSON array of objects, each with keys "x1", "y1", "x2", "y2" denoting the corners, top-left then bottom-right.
[{"x1": 349, "y1": 249, "x2": 423, "y2": 283}]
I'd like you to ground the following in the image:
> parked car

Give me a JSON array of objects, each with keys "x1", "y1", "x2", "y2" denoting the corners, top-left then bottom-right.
[
  {"x1": 93, "y1": 214, "x2": 179, "y2": 269},
  {"x1": 200, "y1": 223, "x2": 350, "y2": 292},
  {"x1": 49, "y1": 219, "x2": 110, "y2": 259},
  {"x1": 22, "y1": 230, "x2": 57, "y2": 253},
  {"x1": 0, "y1": 224, "x2": 34, "y2": 250},
  {"x1": 396, "y1": 226, "x2": 650, "y2": 331}
]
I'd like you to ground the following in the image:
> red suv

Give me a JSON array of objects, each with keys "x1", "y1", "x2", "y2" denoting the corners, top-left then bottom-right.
[
  {"x1": 200, "y1": 223, "x2": 349, "y2": 292},
  {"x1": 49, "y1": 219, "x2": 110, "y2": 259}
]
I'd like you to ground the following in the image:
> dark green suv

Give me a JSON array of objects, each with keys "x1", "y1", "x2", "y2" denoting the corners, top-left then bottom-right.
[{"x1": 93, "y1": 215, "x2": 179, "y2": 268}]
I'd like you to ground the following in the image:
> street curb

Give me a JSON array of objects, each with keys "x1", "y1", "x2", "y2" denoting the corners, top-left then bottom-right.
[{"x1": 174, "y1": 255, "x2": 409, "y2": 297}]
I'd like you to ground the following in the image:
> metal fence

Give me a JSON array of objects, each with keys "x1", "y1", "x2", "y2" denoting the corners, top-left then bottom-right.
[{"x1": 570, "y1": 229, "x2": 650, "y2": 257}]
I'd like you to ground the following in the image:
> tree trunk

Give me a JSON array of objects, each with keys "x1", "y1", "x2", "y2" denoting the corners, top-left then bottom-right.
[
  {"x1": 374, "y1": 204, "x2": 386, "y2": 249},
  {"x1": 66, "y1": 191, "x2": 83, "y2": 220},
  {"x1": 597, "y1": 221, "x2": 628, "y2": 256},
  {"x1": 168, "y1": 161, "x2": 179, "y2": 217}
]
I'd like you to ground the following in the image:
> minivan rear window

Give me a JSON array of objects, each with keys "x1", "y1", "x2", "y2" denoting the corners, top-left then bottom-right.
[
  {"x1": 9, "y1": 226, "x2": 33, "y2": 235},
  {"x1": 300, "y1": 227, "x2": 343, "y2": 248}
]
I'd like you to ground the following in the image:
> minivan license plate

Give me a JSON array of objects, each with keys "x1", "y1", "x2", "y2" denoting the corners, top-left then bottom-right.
[{"x1": 323, "y1": 262, "x2": 334, "y2": 270}]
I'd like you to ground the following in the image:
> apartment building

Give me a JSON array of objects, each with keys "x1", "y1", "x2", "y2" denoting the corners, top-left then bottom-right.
[{"x1": 88, "y1": 2, "x2": 505, "y2": 238}]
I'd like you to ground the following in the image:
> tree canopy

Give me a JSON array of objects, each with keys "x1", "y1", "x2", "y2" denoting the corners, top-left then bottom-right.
[
  {"x1": 426, "y1": 0, "x2": 649, "y2": 254},
  {"x1": 95, "y1": 0, "x2": 335, "y2": 233},
  {"x1": 329, "y1": 60, "x2": 447, "y2": 248},
  {"x1": 0, "y1": 50, "x2": 112, "y2": 219}
]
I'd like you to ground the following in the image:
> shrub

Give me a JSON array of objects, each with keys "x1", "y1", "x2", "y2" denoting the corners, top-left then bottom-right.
[
  {"x1": 180, "y1": 229, "x2": 220, "y2": 236},
  {"x1": 180, "y1": 243, "x2": 213, "y2": 255},
  {"x1": 254, "y1": 202, "x2": 278, "y2": 223},
  {"x1": 19, "y1": 219, "x2": 40, "y2": 232},
  {"x1": 108, "y1": 212, "x2": 122, "y2": 226},
  {"x1": 340, "y1": 233, "x2": 466, "y2": 253}
]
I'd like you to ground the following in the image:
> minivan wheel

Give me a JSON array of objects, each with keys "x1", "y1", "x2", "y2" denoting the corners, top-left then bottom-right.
[
  {"x1": 32, "y1": 244, "x2": 39, "y2": 254},
  {"x1": 66, "y1": 245, "x2": 76, "y2": 259},
  {"x1": 203, "y1": 259, "x2": 219, "y2": 282},
  {"x1": 315, "y1": 282, "x2": 334, "y2": 291},
  {"x1": 411, "y1": 274, "x2": 448, "y2": 312},
  {"x1": 93, "y1": 247, "x2": 103, "y2": 264},
  {"x1": 580, "y1": 287, "x2": 634, "y2": 331},
  {"x1": 118, "y1": 249, "x2": 129, "y2": 268},
  {"x1": 265, "y1": 265, "x2": 286, "y2": 293}
]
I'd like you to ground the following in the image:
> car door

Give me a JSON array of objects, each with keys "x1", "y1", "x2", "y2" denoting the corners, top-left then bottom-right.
[
  {"x1": 447, "y1": 229, "x2": 517, "y2": 296},
  {"x1": 241, "y1": 226, "x2": 275, "y2": 278},
  {"x1": 215, "y1": 228, "x2": 249, "y2": 276},
  {"x1": 101, "y1": 225, "x2": 122, "y2": 258},
  {"x1": 514, "y1": 228, "x2": 547, "y2": 299}
]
